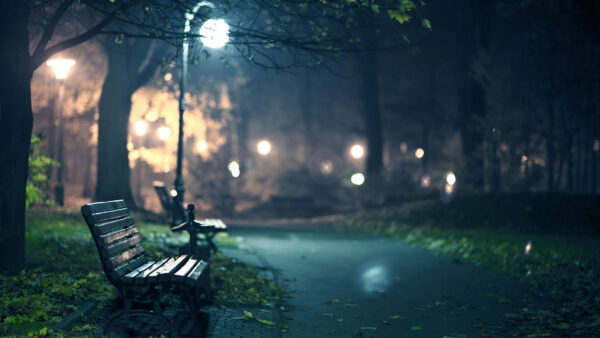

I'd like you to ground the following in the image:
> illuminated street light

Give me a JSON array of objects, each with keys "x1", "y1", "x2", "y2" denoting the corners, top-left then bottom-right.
[
  {"x1": 350, "y1": 144, "x2": 364, "y2": 159},
  {"x1": 196, "y1": 140, "x2": 208, "y2": 152},
  {"x1": 446, "y1": 172, "x2": 456, "y2": 185},
  {"x1": 158, "y1": 126, "x2": 171, "y2": 141},
  {"x1": 47, "y1": 59, "x2": 75, "y2": 79},
  {"x1": 257, "y1": 140, "x2": 272, "y2": 156},
  {"x1": 199, "y1": 19, "x2": 230, "y2": 49},
  {"x1": 47, "y1": 58, "x2": 76, "y2": 206},
  {"x1": 351, "y1": 172, "x2": 365, "y2": 186},
  {"x1": 172, "y1": 2, "x2": 229, "y2": 225},
  {"x1": 134, "y1": 120, "x2": 148, "y2": 136},
  {"x1": 170, "y1": 189, "x2": 178, "y2": 197},
  {"x1": 415, "y1": 148, "x2": 425, "y2": 159}
]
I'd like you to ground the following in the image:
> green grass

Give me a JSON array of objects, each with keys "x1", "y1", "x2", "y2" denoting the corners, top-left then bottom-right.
[
  {"x1": 0, "y1": 210, "x2": 285, "y2": 337},
  {"x1": 334, "y1": 195, "x2": 600, "y2": 337}
]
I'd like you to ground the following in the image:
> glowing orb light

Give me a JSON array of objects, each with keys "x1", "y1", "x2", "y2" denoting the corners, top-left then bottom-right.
[
  {"x1": 257, "y1": 140, "x2": 271, "y2": 156},
  {"x1": 134, "y1": 120, "x2": 148, "y2": 136},
  {"x1": 415, "y1": 148, "x2": 425, "y2": 159},
  {"x1": 446, "y1": 172, "x2": 456, "y2": 185},
  {"x1": 421, "y1": 175, "x2": 431, "y2": 188},
  {"x1": 170, "y1": 189, "x2": 177, "y2": 197},
  {"x1": 350, "y1": 144, "x2": 365, "y2": 159},
  {"x1": 199, "y1": 19, "x2": 229, "y2": 49},
  {"x1": 196, "y1": 140, "x2": 208, "y2": 152},
  {"x1": 228, "y1": 160, "x2": 240, "y2": 178},
  {"x1": 524, "y1": 240, "x2": 532, "y2": 255},
  {"x1": 351, "y1": 172, "x2": 365, "y2": 186},
  {"x1": 157, "y1": 126, "x2": 171, "y2": 141},
  {"x1": 320, "y1": 160, "x2": 334, "y2": 174}
]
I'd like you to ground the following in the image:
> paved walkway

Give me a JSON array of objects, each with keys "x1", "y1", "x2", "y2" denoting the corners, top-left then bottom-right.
[{"x1": 224, "y1": 224, "x2": 535, "y2": 338}]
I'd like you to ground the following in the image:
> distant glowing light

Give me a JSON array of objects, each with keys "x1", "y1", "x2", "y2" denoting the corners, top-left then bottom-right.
[
  {"x1": 521, "y1": 155, "x2": 528, "y2": 163},
  {"x1": 163, "y1": 72, "x2": 173, "y2": 82},
  {"x1": 199, "y1": 19, "x2": 229, "y2": 49},
  {"x1": 197, "y1": 140, "x2": 208, "y2": 152},
  {"x1": 320, "y1": 160, "x2": 334, "y2": 174},
  {"x1": 524, "y1": 240, "x2": 532, "y2": 255},
  {"x1": 127, "y1": 142, "x2": 134, "y2": 151},
  {"x1": 170, "y1": 189, "x2": 177, "y2": 197},
  {"x1": 350, "y1": 144, "x2": 365, "y2": 159},
  {"x1": 421, "y1": 175, "x2": 431, "y2": 188},
  {"x1": 351, "y1": 172, "x2": 365, "y2": 186},
  {"x1": 594, "y1": 139, "x2": 600, "y2": 152},
  {"x1": 415, "y1": 148, "x2": 425, "y2": 159},
  {"x1": 146, "y1": 110, "x2": 159, "y2": 122},
  {"x1": 157, "y1": 126, "x2": 171, "y2": 141},
  {"x1": 47, "y1": 59, "x2": 76, "y2": 79},
  {"x1": 134, "y1": 120, "x2": 148, "y2": 136},
  {"x1": 162, "y1": 165, "x2": 170, "y2": 173},
  {"x1": 444, "y1": 183, "x2": 454, "y2": 195},
  {"x1": 400, "y1": 142, "x2": 408, "y2": 154},
  {"x1": 257, "y1": 140, "x2": 271, "y2": 156},
  {"x1": 228, "y1": 160, "x2": 240, "y2": 178},
  {"x1": 446, "y1": 172, "x2": 456, "y2": 185}
]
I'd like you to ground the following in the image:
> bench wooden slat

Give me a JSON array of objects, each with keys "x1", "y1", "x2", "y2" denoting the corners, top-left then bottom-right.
[
  {"x1": 81, "y1": 200, "x2": 127, "y2": 217},
  {"x1": 148, "y1": 255, "x2": 188, "y2": 282},
  {"x1": 134, "y1": 258, "x2": 169, "y2": 284},
  {"x1": 106, "y1": 245, "x2": 145, "y2": 270},
  {"x1": 186, "y1": 260, "x2": 208, "y2": 286},
  {"x1": 123, "y1": 261, "x2": 155, "y2": 283},
  {"x1": 171, "y1": 258, "x2": 199, "y2": 282},
  {"x1": 97, "y1": 227, "x2": 139, "y2": 248},
  {"x1": 92, "y1": 216, "x2": 135, "y2": 236},
  {"x1": 87, "y1": 208, "x2": 130, "y2": 224},
  {"x1": 157, "y1": 255, "x2": 190, "y2": 282},
  {"x1": 102, "y1": 235, "x2": 142, "y2": 258},
  {"x1": 110, "y1": 254, "x2": 146, "y2": 281}
]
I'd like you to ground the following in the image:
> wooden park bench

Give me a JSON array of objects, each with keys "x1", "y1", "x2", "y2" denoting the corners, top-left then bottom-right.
[
  {"x1": 81, "y1": 200, "x2": 210, "y2": 336},
  {"x1": 153, "y1": 181, "x2": 228, "y2": 255}
]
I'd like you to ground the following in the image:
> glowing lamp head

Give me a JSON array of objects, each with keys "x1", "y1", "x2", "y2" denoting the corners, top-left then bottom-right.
[
  {"x1": 351, "y1": 172, "x2": 365, "y2": 186},
  {"x1": 350, "y1": 144, "x2": 364, "y2": 159},
  {"x1": 199, "y1": 19, "x2": 229, "y2": 49},
  {"x1": 196, "y1": 140, "x2": 208, "y2": 152},
  {"x1": 228, "y1": 160, "x2": 240, "y2": 178},
  {"x1": 170, "y1": 189, "x2": 178, "y2": 197},
  {"x1": 415, "y1": 148, "x2": 425, "y2": 159},
  {"x1": 524, "y1": 240, "x2": 532, "y2": 255},
  {"x1": 446, "y1": 172, "x2": 456, "y2": 185},
  {"x1": 134, "y1": 120, "x2": 148, "y2": 136},
  {"x1": 157, "y1": 126, "x2": 171, "y2": 141},
  {"x1": 257, "y1": 140, "x2": 271, "y2": 156},
  {"x1": 47, "y1": 59, "x2": 76, "y2": 79},
  {"x1": 421, "y1": 175, "x2": 431, "y2": 188}
]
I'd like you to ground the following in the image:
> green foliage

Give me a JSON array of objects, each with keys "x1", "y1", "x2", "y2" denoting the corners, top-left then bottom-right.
[
  {"x1": 0, "y1": 211, "x2": 288, "y2": 336},
  {"x1": 27, "y1": 136, "x2": 56, "y2": 209}
]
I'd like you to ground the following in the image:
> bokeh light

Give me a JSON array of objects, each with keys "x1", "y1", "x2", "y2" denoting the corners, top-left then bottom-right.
[
  {"x1": 421, "y1": 175, "x2": 431, "y2": 188},
  {"x1": 400, "y1": 142, "x2": 408, "y2": 154},
  {"x1": 446, "y1": 172, "x2": 456, "y2": 185},
  {"x1": 134, "y1": 120, "x2": 148, "y2": 136},
  {"x1": 257, "y1": 140, "x2": 272, "y2": 156},
  {"x1": 199, "y1": 19, "x2": 230, "y2": 49},
  {"x1": 320, "y1": 160, "x2": 334, "y2": 174},
  {"x1": 170, "y1": 189, "x2": 177, "y2": 197},
  {"x1": 524, "y1": 240, "x2": 532, "y2": 255},
  {"x1": 351, "y1": 172, "x2": 365, "y2": 186},
  {"x1": 157, "y1": 126, "x2": 171, "y2": 141},
  {"x1": 350, "y1": 144, "x2": 365, "y2": 159},
  {"x1": 228, "y1": 160, "x2": 240, "y2": 178},
  {"x1": 196, "y1": 140, "x2": 208, "y2": 152},
  {"x1": 415, "y1": 148, "x2": 425, "y2": 159}
]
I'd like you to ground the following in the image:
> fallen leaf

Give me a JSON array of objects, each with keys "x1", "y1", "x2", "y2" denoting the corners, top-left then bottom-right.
[{"x1": 411, "y1": 326, "x2": 423, "y2": 331}]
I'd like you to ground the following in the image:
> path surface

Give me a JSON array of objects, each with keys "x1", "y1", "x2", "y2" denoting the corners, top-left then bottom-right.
[{"x1": 223, "y1": 223, "x2": 534, "y2": 338}]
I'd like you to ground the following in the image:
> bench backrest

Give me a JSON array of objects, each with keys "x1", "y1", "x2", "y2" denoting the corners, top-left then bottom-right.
[{"x1": 81, "y1": 200, "x2": 146, "y2": 288}]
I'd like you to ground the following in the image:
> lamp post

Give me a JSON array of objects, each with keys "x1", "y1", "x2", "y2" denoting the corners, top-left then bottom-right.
[
  {"x1": 47, "y1": 58, "x2": 75, "y2": 206},
  {"x1": 172, "y1": 2, "x2": 229, "y2": 225}
]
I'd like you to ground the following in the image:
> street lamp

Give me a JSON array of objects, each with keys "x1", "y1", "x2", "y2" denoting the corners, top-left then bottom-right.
[
  {"x1": 350, "y1": 144, "x2": 364, "y2": 159},
  {"x1": 47, "y1": 58, "x2": 75, "y2": 206},
  {"x1": 173, "y1": 2, "x2": 228, "y2": 225},
  {"x1": 257, "y1": 140, "x2": 272, "y2": 156}
]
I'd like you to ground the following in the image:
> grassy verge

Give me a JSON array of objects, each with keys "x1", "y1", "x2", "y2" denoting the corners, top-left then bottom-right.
[
  {"x1": 0, "y1": 210, "x2": 285, "y2": 337},
  {"x1": 334, "y1": 197, "x2": 600, "y2": 337}
]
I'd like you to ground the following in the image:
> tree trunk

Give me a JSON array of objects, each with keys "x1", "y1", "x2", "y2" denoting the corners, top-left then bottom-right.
[
  {"x1": 0, "y1": 2, "x2": 32, "y2": 274},
  {"x1": 358, "y1": 14, "x2": 383, "y2": 180},
  {"x1": 95, "y1": 45, "x2": 137, "y2": 206},
  {"x1": 95, "y1": 39, "x2": 160, "y2": 207}
]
